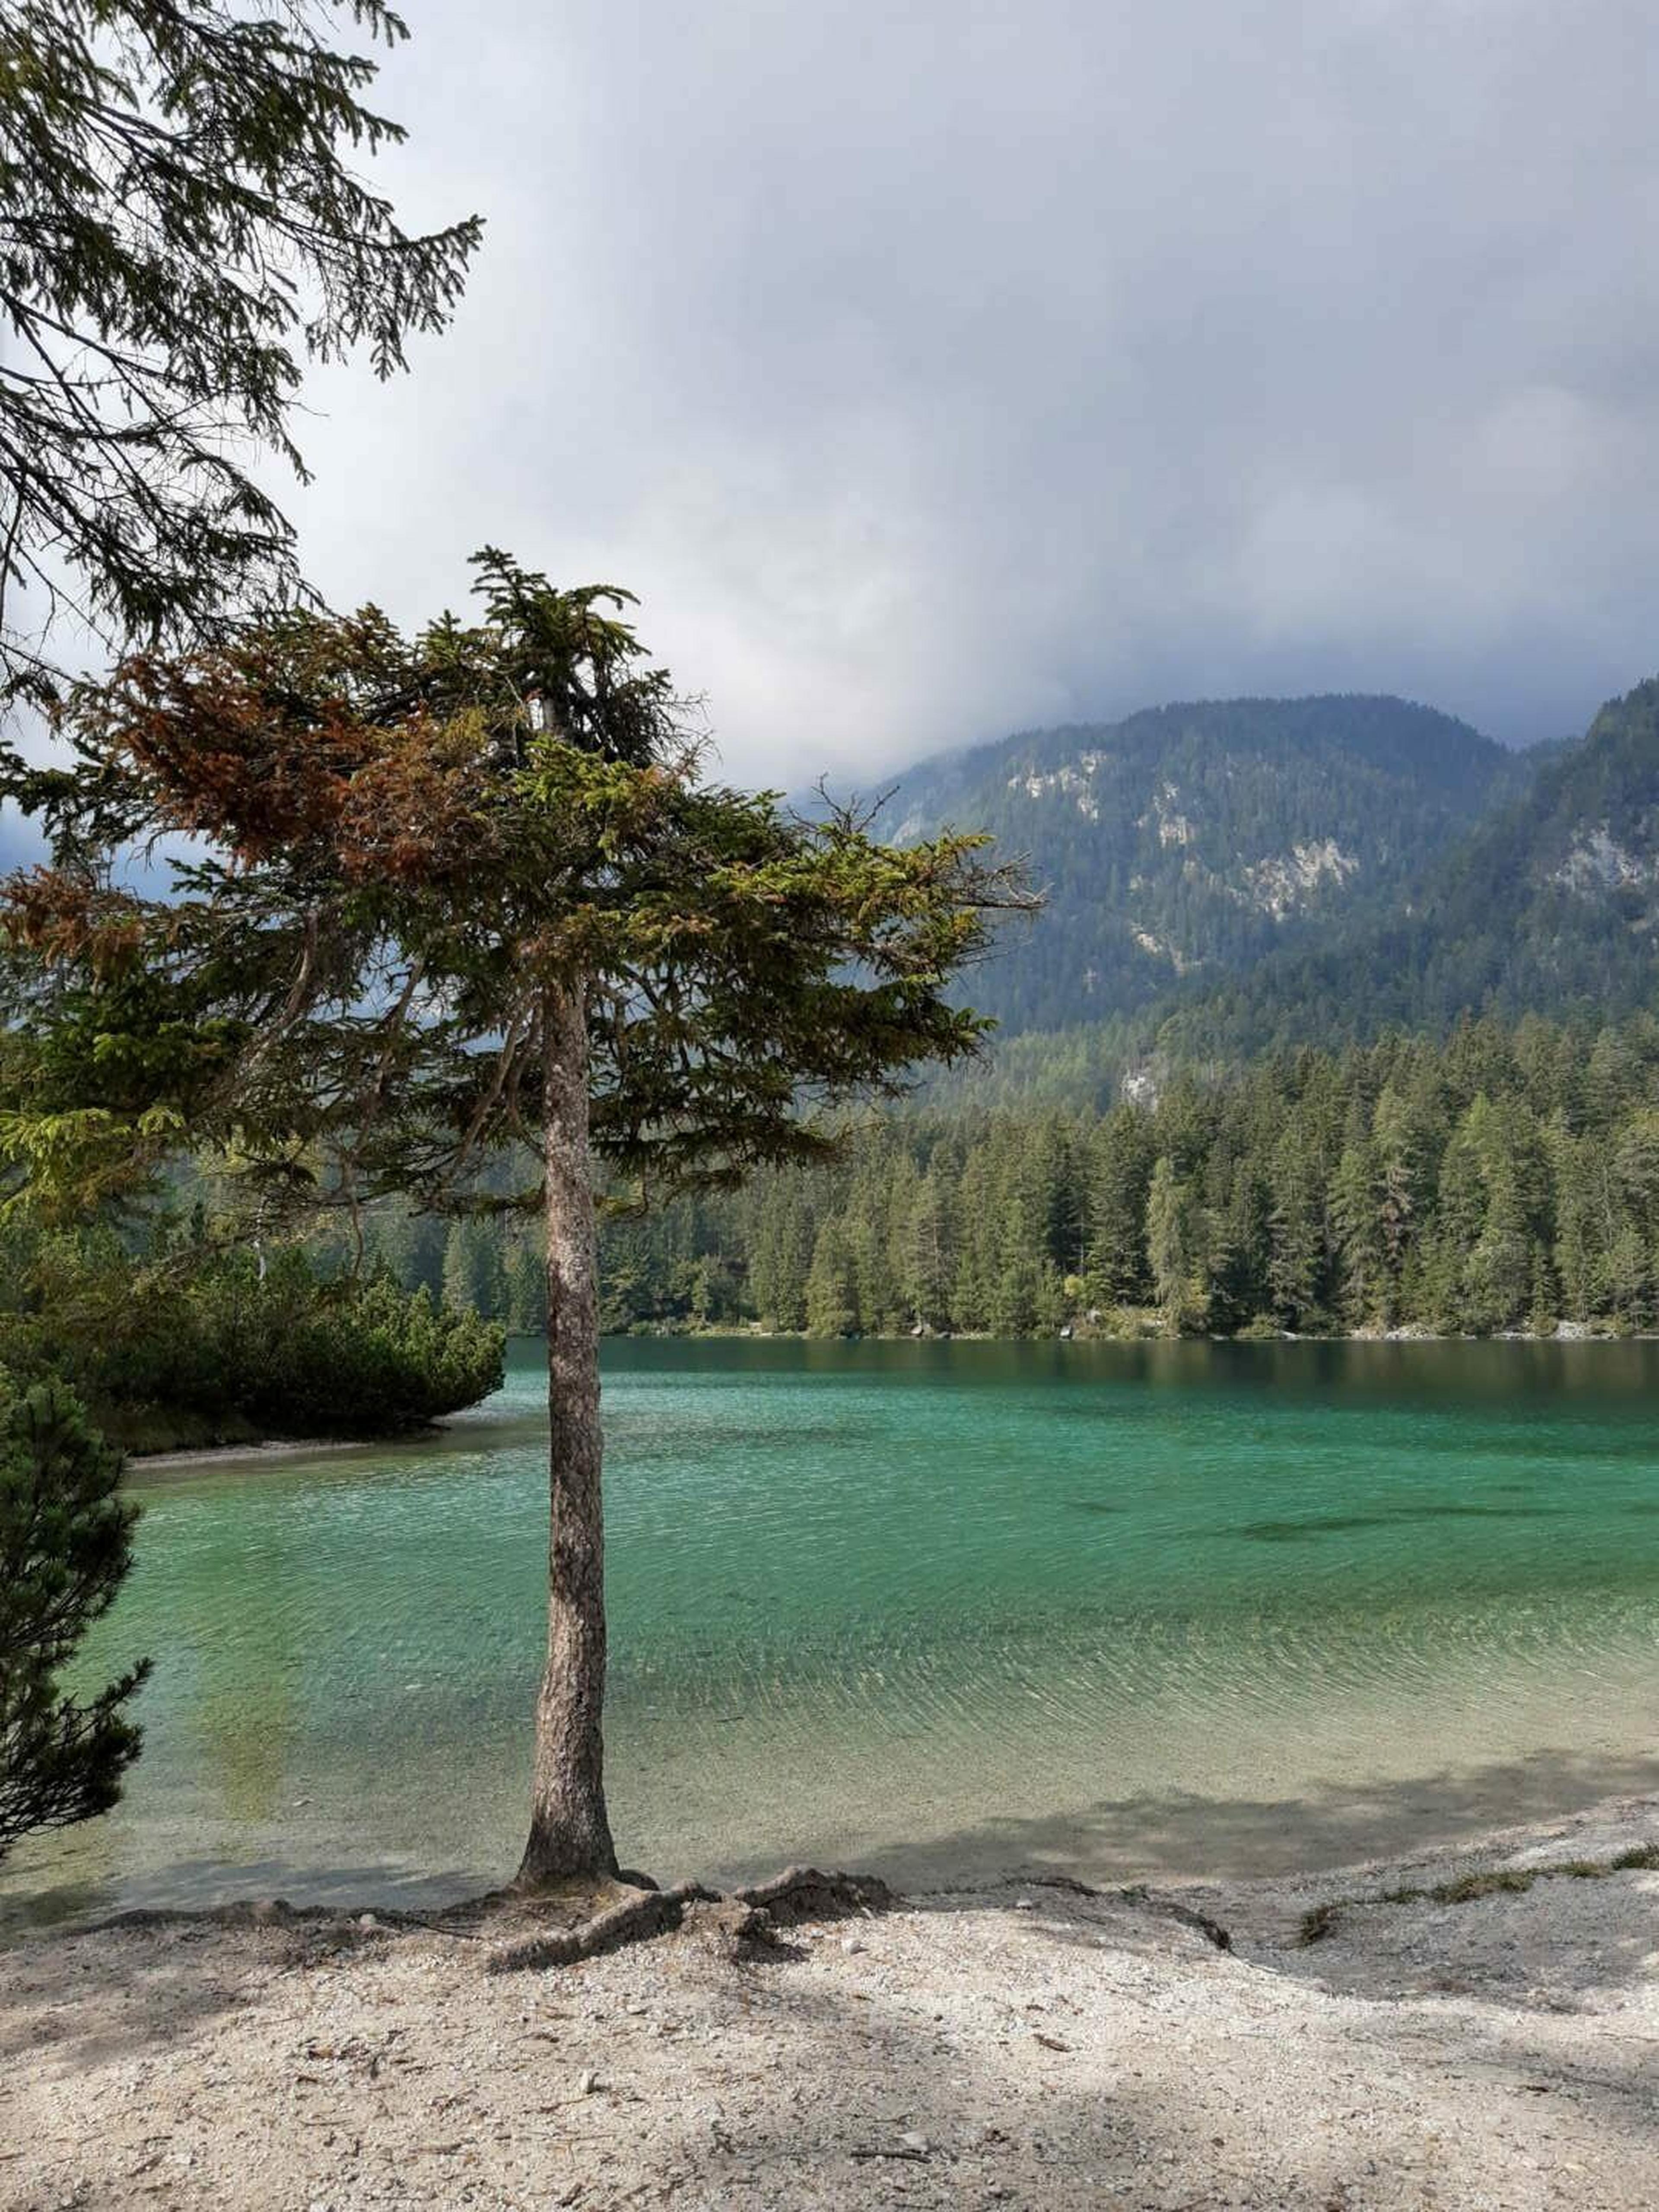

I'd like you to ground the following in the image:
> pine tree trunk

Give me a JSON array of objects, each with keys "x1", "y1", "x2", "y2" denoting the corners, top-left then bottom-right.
[{"x1": 516, "y1": 975, "x2": 620, "y2": 1887}]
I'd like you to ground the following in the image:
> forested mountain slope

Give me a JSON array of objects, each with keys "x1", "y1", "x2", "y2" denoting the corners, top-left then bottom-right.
[
  {"x1": 1156, "y1": 676, "x2": 1659, "y2": 1061},
  {"x1": 884, "y1": 694, "x2": 1515, "y2": 1034}
]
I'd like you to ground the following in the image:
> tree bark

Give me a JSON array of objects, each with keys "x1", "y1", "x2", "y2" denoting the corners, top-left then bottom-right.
[{"x1": 516, "y1": 974, "x2": 620, "y2": 1887}]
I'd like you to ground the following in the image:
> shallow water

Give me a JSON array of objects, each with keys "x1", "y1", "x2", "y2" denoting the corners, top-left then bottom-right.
[{"x1": 8, "y1": 1336, "x2": 1659, "y2": 1926}]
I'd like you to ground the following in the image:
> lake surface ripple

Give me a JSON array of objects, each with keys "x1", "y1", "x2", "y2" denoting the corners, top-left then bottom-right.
[{"x1": 8, "y1": 1337, "x2": 1659, "y2": 1926}]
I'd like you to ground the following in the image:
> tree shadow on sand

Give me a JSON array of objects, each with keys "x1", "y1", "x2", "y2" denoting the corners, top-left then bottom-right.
[
  {"x1": 6, "y1": 1835, "x2": 1659, "y2": 2207},
  {"x1": 864, "y1": 1744, "x2": 1659, "y2": 1891}
]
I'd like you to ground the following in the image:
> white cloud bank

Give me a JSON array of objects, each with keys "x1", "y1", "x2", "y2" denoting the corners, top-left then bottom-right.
[{"x1": 284, "y1": 0, "x2": 1659, "y2": 782}]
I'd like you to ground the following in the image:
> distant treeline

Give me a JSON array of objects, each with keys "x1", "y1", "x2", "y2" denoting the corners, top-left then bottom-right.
[{"x1": 339, "y1": 1012, "x2": 1659, "y2": 1341}]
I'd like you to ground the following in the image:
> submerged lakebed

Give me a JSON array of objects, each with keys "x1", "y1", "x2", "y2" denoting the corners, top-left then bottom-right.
[{"x1": 8, "y1": 1335, "x2": 1659, "y2": 1928}]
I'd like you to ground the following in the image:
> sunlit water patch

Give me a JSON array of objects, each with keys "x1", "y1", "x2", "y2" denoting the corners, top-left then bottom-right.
[{"x1": 7, "y1": 1336, "x2": 1659, "y2": 1926}]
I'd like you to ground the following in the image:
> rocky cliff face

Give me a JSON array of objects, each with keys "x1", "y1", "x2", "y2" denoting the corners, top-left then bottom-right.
[
  {"x1": 884, "y1": 693, "x2": 1513, "y2": 1033},
  {"x1": 1140, "y1": 673, "x2": 1659, "y2": 1062}
]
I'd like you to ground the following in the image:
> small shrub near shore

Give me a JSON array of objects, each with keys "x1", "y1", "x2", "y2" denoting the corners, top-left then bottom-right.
[{"x1": 0, "y1": 1234, "x2": 504, "y2": 1452}]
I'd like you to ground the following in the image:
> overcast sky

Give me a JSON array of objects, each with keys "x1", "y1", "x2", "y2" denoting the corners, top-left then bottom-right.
[{"x1": 285, "y1": 0, "x2": 1659, "y2": 783}]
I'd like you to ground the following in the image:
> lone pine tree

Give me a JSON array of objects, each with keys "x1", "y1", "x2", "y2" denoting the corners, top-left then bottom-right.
[{"x1": 0, "y1": 552, "x2": 1027, "y2": 1881}]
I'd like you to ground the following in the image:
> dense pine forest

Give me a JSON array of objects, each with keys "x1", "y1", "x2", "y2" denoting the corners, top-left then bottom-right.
[{"x1": 344, "y1": 1013, "x2": 1659, "y2": 1341}]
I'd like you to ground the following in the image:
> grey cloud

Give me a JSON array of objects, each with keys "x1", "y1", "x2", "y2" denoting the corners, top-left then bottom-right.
[{"x1": 286, "y1": 0, "x2": 1659, "y2": 781}]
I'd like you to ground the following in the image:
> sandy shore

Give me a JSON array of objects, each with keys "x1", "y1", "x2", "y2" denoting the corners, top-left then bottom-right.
[
  {"x1": 5, "y1": 1792, "x2": 1657, "y2": 2211},
  {"x1": 131, "y1": 1437, "x2": 378, "y2": 1471}
]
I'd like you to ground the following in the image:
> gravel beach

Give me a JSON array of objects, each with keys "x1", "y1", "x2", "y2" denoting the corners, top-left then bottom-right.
[{"x1": 5, "y1": 1792, "x2": 1657, "y2": 2211}]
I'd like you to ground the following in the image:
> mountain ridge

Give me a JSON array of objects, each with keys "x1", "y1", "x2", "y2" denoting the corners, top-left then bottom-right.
[
  {"x1": 880, "y1": 690, "x2": 1522, "y2": 1037},
  {"x1": 1150, "y1": 673, "x2": 1659, "y2": 1064},
  {"x1": 890, "y1": 672, "x2": 1659, "y2": 1109}
]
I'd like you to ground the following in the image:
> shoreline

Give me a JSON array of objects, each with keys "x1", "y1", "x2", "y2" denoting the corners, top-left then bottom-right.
[
  {"x1": 8, "y1": 1788, "x2": 1658, "y2": 2209},
  {"x1": 613, "y1": 1319, "x2": 1649, "y2": 1344},
  {"x1": 123, "y1": 1318, "x2": 1654, "y2": 1478},
  {"x1": 123, "y1": 1324, "x2": 1652, "y2": 1469},
  {"x1": 130, "y1": 1423, "x2": 455, "y2": 1471},
  {"x1": 132, "y1": 1434, "x2": 384, "y2": 1471}
]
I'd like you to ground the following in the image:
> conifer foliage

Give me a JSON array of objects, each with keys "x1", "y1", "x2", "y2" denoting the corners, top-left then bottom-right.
[
  {"x1": 0, "y1": 553, "x2": 1029, "y2": 1880},
  {"x1": 0, "y1": 0, "x2": 480, "y2": 700},
  {"x1": 0, "y1": 1375, "x2": 147, "y2": 1860}
]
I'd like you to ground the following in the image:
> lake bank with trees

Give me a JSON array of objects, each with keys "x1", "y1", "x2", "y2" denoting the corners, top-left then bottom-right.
[
  {"x1": 0, "y1": 1228, "x2": 503, "y2": 1456},
  {"x1": 2, "y1": 6, "x2": 1657, "y2": 2199}
]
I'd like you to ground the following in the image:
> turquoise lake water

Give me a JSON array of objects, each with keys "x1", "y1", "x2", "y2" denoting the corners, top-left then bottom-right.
[{"x1": 6, "y1": 1336, "x2": 1659, "y2": 1926}]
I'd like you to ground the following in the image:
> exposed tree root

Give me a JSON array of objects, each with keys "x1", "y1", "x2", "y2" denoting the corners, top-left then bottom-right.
[
  {"x1": 954, "y1": 1871, "x2": 1234, "y2": 1954},
  {"x1": 484, "y1": 1866, "x2": 897, "y2": 1974},
  {"x1": 80, "y1": 1866, "x2": 898, "y2": 1975},
  {"x1": 1115, "y1": 1883, "x2": 1233, "y2": 1953},
  {"x1": 486, "y1": 1881, "x2": 716, "y2": 1972},
  {"x1": 89, "y1": 1863, "x2": 1243, "y2": 1970},
  {"x1": 731, "y1": 1866, "x2": 895, "y2": 1924}
]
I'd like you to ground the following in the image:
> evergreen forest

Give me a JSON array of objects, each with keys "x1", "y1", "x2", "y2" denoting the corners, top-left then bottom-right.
[{"x1": 345, "y1": 1013, "x2": 1659, "y2": 1342}]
